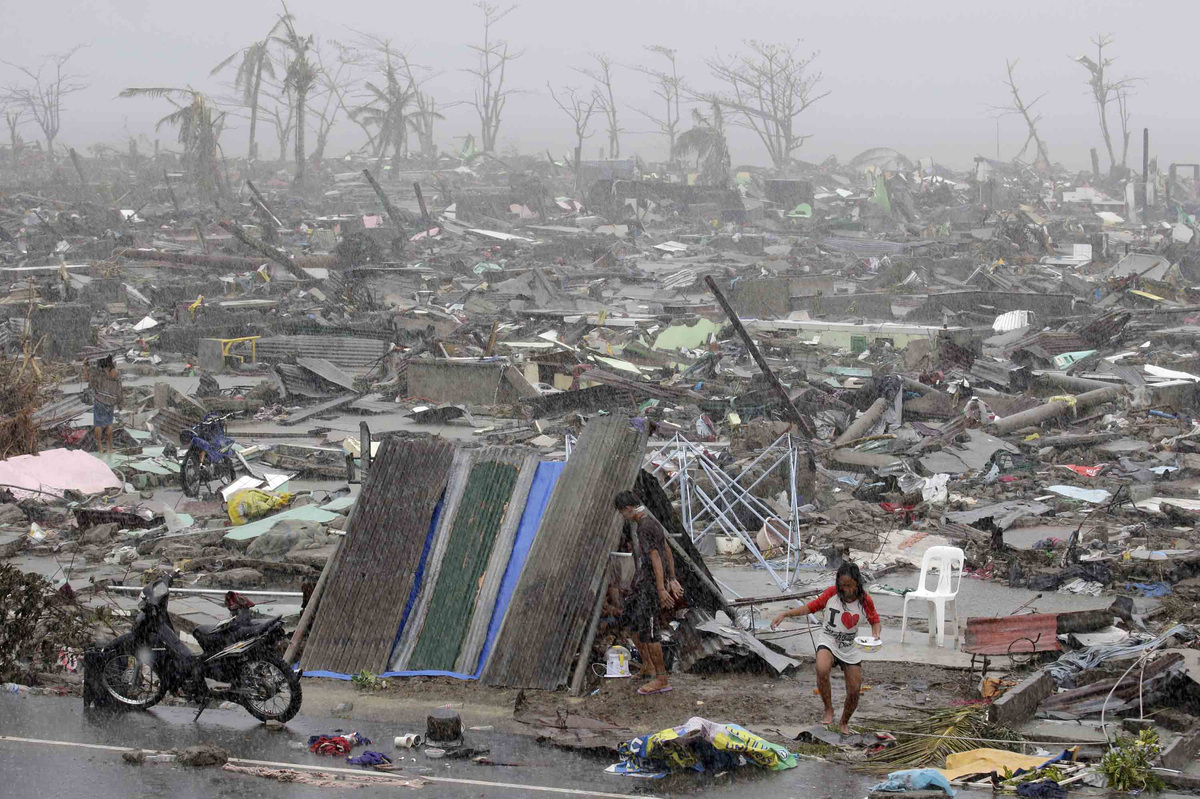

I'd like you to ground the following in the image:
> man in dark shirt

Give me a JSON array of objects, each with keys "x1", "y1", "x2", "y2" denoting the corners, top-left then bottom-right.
[{"x1": 614, "y1": 490, "x2": 684, "y2": 695}]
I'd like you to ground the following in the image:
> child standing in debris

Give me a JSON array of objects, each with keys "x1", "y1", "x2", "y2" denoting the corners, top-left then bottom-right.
[
  {"x1": 85, "y1": 355, "x2": 123, "y2": 454},
  {"x1": 771, "y1": 562, "x2": 880, "y2": 734},
  {"x1": 614, "y1": 491, "x2": 684, "y2": 695}
]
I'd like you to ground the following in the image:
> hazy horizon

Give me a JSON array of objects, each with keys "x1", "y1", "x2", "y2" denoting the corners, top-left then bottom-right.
[{"x1": 2, "y1": 0, "x2": 1194, "y2": 175}]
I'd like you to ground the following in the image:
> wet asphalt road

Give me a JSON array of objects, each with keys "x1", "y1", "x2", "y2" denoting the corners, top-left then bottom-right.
[{"x1": 0, "y1": 693, "x2": 989, "y2": 798}]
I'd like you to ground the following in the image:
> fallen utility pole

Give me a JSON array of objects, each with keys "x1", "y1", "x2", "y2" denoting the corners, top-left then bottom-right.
[
  {"x1": 218, "y1": 220, "x2": 309, "y2": 280},
  {"x1": 362, "y1": 169, "x2": 406, "y2": 240},
  {"x1": 987, "y1": 385, "x2": 1122, "y2": 436},
  {"x1": 246, "y1": 180, "x2": 282, "y2": 228},
  {"x1": 704, "y1": 275, "x2": 815, "y2": 438}
]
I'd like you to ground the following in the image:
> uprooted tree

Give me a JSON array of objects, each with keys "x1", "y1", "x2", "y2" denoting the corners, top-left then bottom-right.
[
  {"x1": 995, "y1": 58, "x2": 1051, "y2": 170},
  {"x1": 0, "y1": 46, "x2": 87, "y2": 163},
  {"x1": 1073, "y1": 35, "x2": 1140, "y2": 175},
  {"x1": 464, "y1": 2, "x2": 523, "y2": 153},
  {"x1": 576, "y1": 52, "x2": 621, "y2": 160},
  {"x1": 705, "y1": 41, "x2": 829, "y2": 175},
  {"x1": 632, "y1": 45, "x2": 684, "y2": 163}
]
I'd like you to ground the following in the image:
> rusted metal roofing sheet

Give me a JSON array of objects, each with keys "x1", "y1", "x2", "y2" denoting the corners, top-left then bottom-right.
[
  {"x1": 483, "y1": 415, "x2": 646, "y2": 690},
  {"x1": 963, "y1": 613, "x2": 1061, "y2": 656},
  {"x1": 301, "y1": 437, "x2": 454, "y2": 674}
]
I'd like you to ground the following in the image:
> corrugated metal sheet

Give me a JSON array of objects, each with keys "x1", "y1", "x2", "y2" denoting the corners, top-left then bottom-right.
[
  {"x1": 455, "y1": 451, "x2": 540, "y2": 673},
  {"x1": 256, "y1": 335, "x2": 389, "y2": 368},
  {"x1": 390, "y1": 447, "x2": 534, "y2": 671},
  {"x1": 301, "y1": 438, "x2": 454, "y2": 674},
  {"x1": 992, "y1": 310, "x2": 1031, "y2": 332},
  {"x1": 963, "y1": 613, "x2": 1061, "y2": 656},
  {"x1": 407, "y1": 454, "x2": 525, "y2": 670},
  {"x1": 274, "y1": 364, "x2": 340, "y2": 398},
  {"x1": 483, "y1": 415, "x2": 647, "y2": 690},
  {"x1": 298, "y1": 357, "x2": 357, "y2": 391}
]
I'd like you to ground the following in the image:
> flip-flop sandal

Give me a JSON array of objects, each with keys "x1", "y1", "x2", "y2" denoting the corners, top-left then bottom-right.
[{"x1": 637, "y1": 685, "x2": 674, "y2": 695}]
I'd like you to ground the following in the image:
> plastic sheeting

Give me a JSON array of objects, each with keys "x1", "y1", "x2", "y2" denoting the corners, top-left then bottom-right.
[
  {"x1": 0, "y1": 448, "x2": 122, "y2": 499},
  {"x1": 304, "y1": 461, "x2": 564, "y2": 681}
]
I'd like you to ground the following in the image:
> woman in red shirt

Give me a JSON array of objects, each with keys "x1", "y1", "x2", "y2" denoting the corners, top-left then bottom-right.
[{"x1": 772, "y1": 562, "x2": 881, "y2": 734}]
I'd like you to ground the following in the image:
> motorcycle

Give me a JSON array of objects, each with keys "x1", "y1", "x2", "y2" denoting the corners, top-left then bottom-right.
[
  {"x1": 84, "y1": 572, "x2": 303, "y2": 723},
  {"x1": 179, "y1": 411, "x2": 239, "y2": 498}
]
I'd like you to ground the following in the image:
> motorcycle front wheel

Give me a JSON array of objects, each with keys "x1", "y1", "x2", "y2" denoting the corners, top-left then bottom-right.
[
  {"x1": 99, "y1": 642, "x2": 167, "y2": 710},
  {"x1": 180, "y1": 448, "x2": 204, "y2": 498},
  {"x1": 237, "y1": 654, "x2": 302, "y2": 723}
]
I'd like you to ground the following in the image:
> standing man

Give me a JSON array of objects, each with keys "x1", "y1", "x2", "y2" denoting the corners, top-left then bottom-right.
[
  {"x1": 85, "y1": 355, "x2": 123, "y2": 454},
  {"x1": 614, "y1": 491, "x2": 684, "y2": 695}
]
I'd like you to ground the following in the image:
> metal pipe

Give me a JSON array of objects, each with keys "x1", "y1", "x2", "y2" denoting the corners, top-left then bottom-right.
[{"x1": 105, "y1": 586, "x2": 303, "y2": 598}]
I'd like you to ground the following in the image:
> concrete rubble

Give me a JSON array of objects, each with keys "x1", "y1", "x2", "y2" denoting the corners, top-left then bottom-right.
[{"x1": 6, "y1": 140, "x2": 1200, "y2": 788}]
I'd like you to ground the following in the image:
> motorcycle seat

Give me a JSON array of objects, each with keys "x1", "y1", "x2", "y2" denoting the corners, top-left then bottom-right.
[{"x1": 193, "y1": 614, "x2": 282, "y2": 648}]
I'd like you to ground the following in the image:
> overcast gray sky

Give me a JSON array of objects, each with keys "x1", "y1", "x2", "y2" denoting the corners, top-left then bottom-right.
[{"x1": 1, "y1": 0, "x2": 1193, "y2": 172}]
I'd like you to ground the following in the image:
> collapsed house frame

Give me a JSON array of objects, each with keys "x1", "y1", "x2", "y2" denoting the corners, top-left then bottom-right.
[{"x1": 645, "y1": 431, "x2": 809, "y2": 592}]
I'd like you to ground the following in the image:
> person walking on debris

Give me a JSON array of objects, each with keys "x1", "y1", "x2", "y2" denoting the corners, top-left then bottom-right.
[
  {"x1": 771, "y1": 562, "x2": 881, "y2": 734},
  {"x1": 614, "y1": 491, "x2": 684, "y2": 695},
  {"x1": 85, "y1": 355, "x2": 123, "y2": 454}
]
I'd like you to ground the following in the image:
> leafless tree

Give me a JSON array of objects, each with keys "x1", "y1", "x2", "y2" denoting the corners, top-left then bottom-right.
[
  {"x1": 308, "y1": 39, "x2": 362, "y2": 163},
  {"x1": 0, "y1": 46, "x2": 87, "y2": 162},
  {"x1": 705, "y1": 41, "x2": 828, "y2": 174},
  {"x1": 4, "y1": 109, "x2": 22, "y2": 174},
  {"x1": 631, "y1": 45, "x2": 683, "y2": 162},
  {"x1": 576, "y1": 53, "x2": 620, "y2": 159},
  {"x1": 464, "y1": 2, "x2": 523, "y2": 153},
  {"x1": 1073, "y1": 35, "x2": 1140, "y2": 173},
  {"x1": 261, "y1": 96, "x2": 295, "y2": 161},
  {"x1": 547, "y1": 83, "x2": 598, "y2": 187},
  {"x1": 993, "y1": 59, "x2": 1050, "y2": 170}
]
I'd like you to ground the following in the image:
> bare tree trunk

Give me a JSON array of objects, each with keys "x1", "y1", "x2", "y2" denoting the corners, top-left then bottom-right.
[
  {"x1": 249, "y1": 66, "x2": 262, "y2": 160},
  {"x1": 294, "y1": 91, "x2": 307, "y2": 185}
]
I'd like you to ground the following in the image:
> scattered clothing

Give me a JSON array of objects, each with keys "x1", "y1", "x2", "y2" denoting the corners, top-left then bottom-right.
[
  {"x1": 1032, "y1": 537, "x2": 1063, "y2": 551},
  {"x1": 345, "y1": 751, "x2": 391, "y2": 767},
  {"x1": 308, "y1": 731, "x2": 370, "y2": 756},
  {"x1": 1057, "y1": 578, "x2": 1104, "y2": 597},
  {"x1": 1125, "y1": 581, "x2": 1171, "y2": 598},
  {"x1": 1016, "y1": 779, "x2": 1067, "y2": 799},
  {"x1": 870, "y1": 768, "x2": 955, "y2": 796}
]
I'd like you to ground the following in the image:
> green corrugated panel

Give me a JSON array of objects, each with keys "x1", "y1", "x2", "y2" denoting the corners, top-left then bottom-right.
[{"x1": 407, "y1": 459, "x2": 519, "y2": 670}]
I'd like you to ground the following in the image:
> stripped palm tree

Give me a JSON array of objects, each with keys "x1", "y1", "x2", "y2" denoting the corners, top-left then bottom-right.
[
  {"x1": 119, "y1": 86, "x2": 226, "y2": 201},
  {"x1": 676, "y1": 101, "x2": 730, "y2": 187},
  {"x1": 352, "y1": 46, "x2": 443, "y2": 178},
  {"x1": 273, "y1": 4, "x2": 318, "y2": 185},
  {"x1": 210, "y1": 32, "x2": 280, "y2": 161}
]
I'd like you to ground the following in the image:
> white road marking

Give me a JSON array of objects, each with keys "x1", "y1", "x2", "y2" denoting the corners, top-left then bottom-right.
[{"x1": 0, "y1": 734, "x2": 656, "y2": 798}]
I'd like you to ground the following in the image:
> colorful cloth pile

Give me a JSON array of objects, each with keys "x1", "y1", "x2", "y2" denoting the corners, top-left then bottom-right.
[{"x1": 613, "y1": 717, "x2": 797, "y2": 776}]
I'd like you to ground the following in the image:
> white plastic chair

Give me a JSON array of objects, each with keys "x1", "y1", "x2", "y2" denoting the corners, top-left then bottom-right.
[{"x1": 900, "y1": 545, "x2": 964, "y2": 648}]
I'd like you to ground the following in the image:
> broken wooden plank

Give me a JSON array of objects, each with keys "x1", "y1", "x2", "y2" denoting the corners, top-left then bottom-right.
[{"x1": 280, "y1": 393, "x2": 357, "y2": 426}]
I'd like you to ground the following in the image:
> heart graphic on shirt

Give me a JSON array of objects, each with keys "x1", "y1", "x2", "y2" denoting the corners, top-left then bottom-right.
[{"x1": 841, "y1": 611, "x2": 860, "y2": 629}]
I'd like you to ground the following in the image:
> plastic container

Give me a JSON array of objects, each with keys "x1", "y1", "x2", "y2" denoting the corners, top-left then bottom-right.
[
  {"x1": 394, "y1": 734, "x2": 424, "y2": 748},
  {"x1": 424, "y1": 748, "x2": 446, "y2": 759},
  {"x1": 855, "y1": 636, "x2": 883, "y2": 653}
]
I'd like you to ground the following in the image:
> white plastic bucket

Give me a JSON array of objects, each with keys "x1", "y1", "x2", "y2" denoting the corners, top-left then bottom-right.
[{"x1": 604, "y1": 646, "x2": 631, "y2": 678}]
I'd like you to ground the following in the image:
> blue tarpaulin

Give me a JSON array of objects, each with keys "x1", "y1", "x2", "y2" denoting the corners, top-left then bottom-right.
[{"x1": 304, "y1": 461, "x2": 564, "y2": 681}]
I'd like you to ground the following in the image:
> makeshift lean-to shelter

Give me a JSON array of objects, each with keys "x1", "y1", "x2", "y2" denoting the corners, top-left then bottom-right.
[{"x1": 300, "y1": 414, "x2": 645, "y2": 689}]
